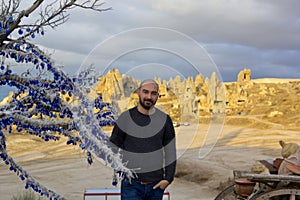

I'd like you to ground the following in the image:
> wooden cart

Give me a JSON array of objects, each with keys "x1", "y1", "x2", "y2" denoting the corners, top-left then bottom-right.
[{"x1": 215, "y1": 169, "x2": 300, "y2": 200}]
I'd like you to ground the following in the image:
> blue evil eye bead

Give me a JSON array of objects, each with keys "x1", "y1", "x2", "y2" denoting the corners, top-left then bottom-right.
[
  {"x1": 87, "y1": 156, "x2": 93, "y2": 165},
  {"x1": 7, "y1": 69, "x2": 12, "y2": 74},
  {"x1": 80, "y1": 143, "x2": 85, "y2": 149},
  {"x1": 85, "y1": 116, "x2": 91, "y2": 124},
  {"x1": 66, "y1": 140, "x2": 74, "y2": 145},
  {"x1": 92, "y1": 128, "x2": 98, "y2": 135},
  {"x1": 32, "y1": 49, "x2": 39, "y2": 56},
  {"x1": 31, "y1": 33, "x2": 35, "y2": 38},
  {"x1": 40, "y1": 62, "x2": 45, "y2": 69},
  {"x1": 18, "y1": 29, "x2": 23, "y2": 35},
  {"x1": 112, "y1": 180, "x2": 118, "y2": 186},
  {"x1": 25, "y1": 45, "x2": 31, "y2": 51},
  {"x1": 15, "y1": 43, "x2": 21, "y2": 49},
  {"x1": 97, "y1": 151, "x2": 105, "y2": 160},
  {"x1": 19, "y1": 175, "x2": 25, "y2": 181},
  {"x1": 107, "y1": 155, "x2": 112, "y2": 164},
  {"x1": 8, "y1": 117, "x2": 14, "y2": 123},
  {"x1": 7, "y1": 17, "x2": 14, "y2": 23}
]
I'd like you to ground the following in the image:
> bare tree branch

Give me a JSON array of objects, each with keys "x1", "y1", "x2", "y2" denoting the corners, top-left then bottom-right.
[
  {"x1": 1, "y1": 0, "x2": 111, "y2": 46},
  {"x1": 0, "y1": 1, "x2": 134, "y2": 199}
]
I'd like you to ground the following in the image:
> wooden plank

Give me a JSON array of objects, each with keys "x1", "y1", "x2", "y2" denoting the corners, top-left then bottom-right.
[{"x1": 233, "y1": 170, "x2": 300, "y2": 183}]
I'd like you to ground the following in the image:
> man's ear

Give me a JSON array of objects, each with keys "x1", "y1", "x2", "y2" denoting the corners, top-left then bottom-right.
[{"x1": 136, "y1": 88, "x2": 141, "y2": 95}]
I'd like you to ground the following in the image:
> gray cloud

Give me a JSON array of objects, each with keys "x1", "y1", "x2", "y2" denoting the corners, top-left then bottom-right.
[{"x1": 36, "y1": 0, "x2": 299, "y2": 82}]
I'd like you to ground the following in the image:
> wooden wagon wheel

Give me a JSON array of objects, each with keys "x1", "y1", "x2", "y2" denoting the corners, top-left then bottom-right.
[
  {"x1": 214, "y1": 184, "x2": 239, "y2": 200},
  {"x1": 251, "y1": 188, "x2": 300, "y2": 200}
]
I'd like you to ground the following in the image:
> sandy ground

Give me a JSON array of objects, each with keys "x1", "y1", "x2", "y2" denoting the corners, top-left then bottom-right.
[{"x1": 0, "y1": 118, "x2": 299, "y2": 200}]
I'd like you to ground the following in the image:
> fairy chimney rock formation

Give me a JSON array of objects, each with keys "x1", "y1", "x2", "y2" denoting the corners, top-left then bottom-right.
[
  {"x1": 94, "y1": 68, "x2": 299, "y2": 127},
  {"x1": 237, "y1": 68, "x2": 251, "y2": 82}
]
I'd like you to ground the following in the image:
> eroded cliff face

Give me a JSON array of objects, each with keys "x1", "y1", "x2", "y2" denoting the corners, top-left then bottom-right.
[
  {"x1": 1, "y1": 69, "x2": 298, "y2": 129},
  {"x1": 94, "y1": 69, "x2": 299, "y2": 129}
]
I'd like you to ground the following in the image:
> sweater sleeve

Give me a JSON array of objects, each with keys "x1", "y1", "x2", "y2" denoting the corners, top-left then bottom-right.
[
  {"x1": 163, "y1": 115, "x2": 177, "y2": 183},
  {"x1": 109, "y1": 124, "x2": 126, "y2": 153}
]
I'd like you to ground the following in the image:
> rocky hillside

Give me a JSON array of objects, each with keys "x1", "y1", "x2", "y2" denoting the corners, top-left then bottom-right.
[
  {"x1": 95, "y1": 69, "x2": 299, "y2": 130},
  {"x1": 1, "y1": 69, "x2": 299, "y2": 130}
]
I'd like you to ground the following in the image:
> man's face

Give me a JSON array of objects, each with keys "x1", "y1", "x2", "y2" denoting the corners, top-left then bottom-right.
[{"x1": 138, "y1": 82, "x2": 159, "y2": 110}]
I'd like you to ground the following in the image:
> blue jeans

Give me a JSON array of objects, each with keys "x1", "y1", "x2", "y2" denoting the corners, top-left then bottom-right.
[{"x1": 121, "y1": 180, "x2": 164, "y2": 200}]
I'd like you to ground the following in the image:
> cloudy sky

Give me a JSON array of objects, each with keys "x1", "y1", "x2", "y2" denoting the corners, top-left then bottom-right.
[{"x1": 34, "y1": 0, "x2": 299, "y2": 82}]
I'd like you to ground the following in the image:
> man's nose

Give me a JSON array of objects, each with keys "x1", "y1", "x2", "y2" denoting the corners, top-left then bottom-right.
[{"x1": 145, "y1": 93, "x2": 152, "y2": 98}]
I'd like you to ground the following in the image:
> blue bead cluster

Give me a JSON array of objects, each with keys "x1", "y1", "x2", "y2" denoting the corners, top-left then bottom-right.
[
  {"x1": 0, "y1": 16, "x2": 44, "y2": 38},
  {"x1": 0, "y1": 17, "x2": 13, "y2": 35},
  {"x1": 0, "y1": 132, "x2": 63, "y2": 199},
  {"x1": 0, "y1": 15, "x2": 131, "y2": 199}
]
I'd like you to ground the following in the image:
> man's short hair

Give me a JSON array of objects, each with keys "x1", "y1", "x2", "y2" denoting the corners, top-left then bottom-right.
[{"x1": 139, "y1": 79, "x2": 159, "y2": 91}]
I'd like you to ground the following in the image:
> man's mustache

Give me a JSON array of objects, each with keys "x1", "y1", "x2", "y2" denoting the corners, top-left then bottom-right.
[{"x1": 144, "y1": 99, "x2": 153, "y2": 103}]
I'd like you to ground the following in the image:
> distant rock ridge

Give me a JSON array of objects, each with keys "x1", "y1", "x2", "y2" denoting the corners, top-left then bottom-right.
[
  {"x1": 95, "y1": 69, "x2": 300, "y2": 127},
  {"x1": 1, "y1": 69, "x2": 298, "y2": 127}
]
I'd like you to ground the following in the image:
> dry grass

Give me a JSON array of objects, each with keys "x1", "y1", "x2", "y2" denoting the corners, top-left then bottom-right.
[{"x1": 11, "y1": 190, "x2": 47, "y2": 200}]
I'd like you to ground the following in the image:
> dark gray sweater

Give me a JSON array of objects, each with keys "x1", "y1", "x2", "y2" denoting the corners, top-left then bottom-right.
[{"x1": 109, "y1": 106, "x2": 177, "y2": 183}]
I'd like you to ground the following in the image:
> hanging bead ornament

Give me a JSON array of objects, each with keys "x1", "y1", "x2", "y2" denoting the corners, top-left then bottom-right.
[
  {"x1": 112, "y1": 170, "x2": 119, "y2": 186},
  {"x1": 18, "y1": 29, "x2": 23, "y2": 35},
  {"x1": 0, "y1": 11, "x2": 133, "y2": 199},
  {"x1": 7, "y1": 17, "x2": 14, "y2": 23}
]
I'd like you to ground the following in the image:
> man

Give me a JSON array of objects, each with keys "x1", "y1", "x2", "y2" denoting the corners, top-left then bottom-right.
[{"x1": 109, "y1": 79, "x2": 177, "y2": 200}]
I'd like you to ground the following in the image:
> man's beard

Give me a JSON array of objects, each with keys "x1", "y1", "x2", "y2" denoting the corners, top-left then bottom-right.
[{"x1": 139, "y1": 98, "x2": 156, "y2": 110}]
